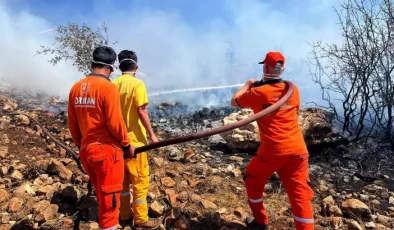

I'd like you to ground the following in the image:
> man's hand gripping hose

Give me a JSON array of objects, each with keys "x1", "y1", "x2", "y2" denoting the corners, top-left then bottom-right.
[{"x1": 0, "y1": 80, "x2": 293, "y2": 194}]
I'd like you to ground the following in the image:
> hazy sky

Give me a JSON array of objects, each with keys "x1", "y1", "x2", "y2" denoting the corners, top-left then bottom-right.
[{"x1": 0, "y1": 0, "x2": 343, "y2": 107}]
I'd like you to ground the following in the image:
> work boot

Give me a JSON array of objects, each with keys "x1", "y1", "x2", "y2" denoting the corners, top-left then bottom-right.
[
  {"x1": 246, "y1": 216, "x2": 269, "y2": 230},
  {"x1": 119, "y1": 218, "x2": 133, "y2": 228},
  {"x1": 133, "y1": 218, "x2": 162, "y2": 230}
]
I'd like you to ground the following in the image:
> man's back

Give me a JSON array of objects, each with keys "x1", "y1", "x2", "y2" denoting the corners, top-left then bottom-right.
[
  {"x1": 236, "y1": 80, "x2": 308, "y2": 156},
  {"x1": 113, "y1": 74, "x2": 148, "y2": 147},
  {"x1": 68, "y1": 74, "x2": 129, "y2": 150}
]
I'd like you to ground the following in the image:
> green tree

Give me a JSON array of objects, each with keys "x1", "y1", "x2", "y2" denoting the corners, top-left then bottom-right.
[{"x1": 36, "y1": 22, "x2": 117, "y2": 76}]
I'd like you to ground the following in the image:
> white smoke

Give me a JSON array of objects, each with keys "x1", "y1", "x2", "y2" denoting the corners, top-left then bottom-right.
[{"x1": 0, "y1": 0, "x2": 343, "y2": 107}]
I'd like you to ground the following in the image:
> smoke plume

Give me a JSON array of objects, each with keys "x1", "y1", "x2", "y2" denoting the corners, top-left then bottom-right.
[{"x1": 0, "y1": 0, "x2": 343, "y2": 108}]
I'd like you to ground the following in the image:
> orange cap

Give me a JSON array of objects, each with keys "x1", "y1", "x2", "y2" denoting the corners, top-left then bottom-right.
[{"x1": 258, "y1": 51, "x2": 285, "y2": 68}]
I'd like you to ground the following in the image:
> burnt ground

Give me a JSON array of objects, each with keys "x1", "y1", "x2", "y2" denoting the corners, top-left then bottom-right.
[{"x1": 0, "y1": 83, "x2": 394, "y2": 229}]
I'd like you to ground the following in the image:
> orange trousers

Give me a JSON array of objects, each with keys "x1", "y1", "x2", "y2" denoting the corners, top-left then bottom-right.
[
  {"x1": 244, "y1": 154, "x2": 314, "y2": 230},
  {"x1": 80, "y1": 144, "x2": 124, "y2": 230}
]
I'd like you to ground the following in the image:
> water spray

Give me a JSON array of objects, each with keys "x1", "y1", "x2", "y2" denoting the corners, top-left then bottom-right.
[{"x1": 148, "y1": 83, "x2": 244, "y2": 97}]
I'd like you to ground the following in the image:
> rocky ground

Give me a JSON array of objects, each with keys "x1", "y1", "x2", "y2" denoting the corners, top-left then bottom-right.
[{"x1": 0, "y1": 81, "x2": 394, "y2": 230}]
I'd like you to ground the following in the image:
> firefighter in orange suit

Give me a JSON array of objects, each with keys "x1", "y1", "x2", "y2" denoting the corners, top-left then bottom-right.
[
  {"x1": 68, "y1": 46, "x2": 135, "y2": 230},
  {"x1": 231, "y1": 51, "x2": 314, "y2": 230}
]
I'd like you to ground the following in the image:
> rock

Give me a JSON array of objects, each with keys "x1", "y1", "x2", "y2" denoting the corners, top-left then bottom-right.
[
  {"x1": 173, "y1": 215, "x2": 190, "y2": 230},
  {"x1": 153, "y1": 157, "x2": 164, "y2": 167},
  {"x1": 216, "y1": 208, "x2": 227, "y2": 214},
  {"x1": 322, "y1": 196, "x2": 342, "y2": 217},
  {"x1": 231, "y1": 168, "x2": 242, "y2": 177},
  {"x1": 371, "y1": 199, "x2": 380, "y2": 206},
  {"x1": 149, "y1": 201, "x2": 164, "y2": 217},
  {"x1": 0, "y1": 190, "x2": 10, "y2": 203},
  {"x1": 346, "y1": 219, "x2": 363, "y2": 230},
  {"x1": 200, "y1": 200, "x2": 217, "y2": 209},
  {"x1": 89, "y1": 222, "x2": 99, "y2": 229},
  {"x1": 219, "y1": 109, "x2": 260, "y2": 150},
  {"x1": 229, "y1": 156, "x2": 243, "y2": 164},
  {"x1": 191, "y1": 194, "x2": 202, "y2": 202},
  {"x1": 36, "y1": 185, "x2": 54, "y2": 196},
  {"x1": 34, "y1": 204, "x2": 59, "y2": 223},
  {"x1": 365, "y1": 221, "x2": 375, "y2": 229},
  {"x1": 330, "y1": 217, "x2": 343, "y2": 229},
  {"x1": 63, "y1": 218, "x2": 73, "y2": 228},
  {"x1": 0, "y1": 213, "x2": 9, "y2": 224},
  {"x1": 8, "y1": 197, "x2": 23, "y2": 213},
  {"x1": 234, "y1": 207, "x2": 247, "y2": 220},
  {"x1": 32, "y1": 200, "x2": 50, "y2": 216},
  {"x1": 0, "y1": 167, "x2": 7, "y2": 176},
  {"x1": 177, "y1": 191, "x2": 189, "y2": 203},
  {"x1": 0, "y1": 147, "x2": 8, "y2": 159},
  {"x1": 33, "y1": 174, "x2": 53, "y2": 186},
  {"x1": 389, "y1": 196, "x2": 394, "y2": 204},
  {"x1": 1, "y1": 135, "x2": 9, "y2": 145},
  {"x1": 47, "y1": 159, "x2": 73, "y2": 181},
  {"x1": 14, "y1": 183, "x2": 35, "y2": 197},
  {"x1": 376, "y1": 214, "x2": 393, "y2": 225},
  {"x1": 15, "y1": 115, "x2": 30, "y2": 125},
  {"x1": 161, "y1": 177, "x2": 176, "y2": 188},
  {"x1": 341, "y1": 199, "x2": 371, "y2": 220}
]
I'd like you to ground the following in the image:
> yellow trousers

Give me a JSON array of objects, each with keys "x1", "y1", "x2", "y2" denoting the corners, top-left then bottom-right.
[{"x1": 119, "y1": 151, "x2": 149, "y2": 224}]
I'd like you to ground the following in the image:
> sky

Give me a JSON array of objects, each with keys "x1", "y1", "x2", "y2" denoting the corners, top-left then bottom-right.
[{"x1": 0, "y1": 0, "x2": 344, "y2": 108}]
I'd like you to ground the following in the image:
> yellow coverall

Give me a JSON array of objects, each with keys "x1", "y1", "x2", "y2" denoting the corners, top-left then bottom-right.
[{"x1": 113, "y1": 74, "x2": 150, "y2": 224}]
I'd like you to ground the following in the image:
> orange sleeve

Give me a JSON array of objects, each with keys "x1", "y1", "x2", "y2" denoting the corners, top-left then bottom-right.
[
  {"x1": 67, "y1": 88, "x2": 82, "y2": 148},
  {"x1": 235, "y1": 89, "x2": 256, "y2": 108},
  {"x1": 103, "y1": 85, "x2": 130, "y2": 148}
]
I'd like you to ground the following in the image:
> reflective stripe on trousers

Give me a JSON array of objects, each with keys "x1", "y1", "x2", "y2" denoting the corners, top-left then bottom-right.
[{"x1": 100, "y1": 225, "x2": 118, "y2": 230}]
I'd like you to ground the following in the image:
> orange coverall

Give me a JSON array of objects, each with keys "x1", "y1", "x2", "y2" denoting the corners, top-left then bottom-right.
[
  {"x1": 68, "y1": 73, "x2": 130, "y2": 230},
  {"x1": 235, "y1": 79, "x2": 314, "y2": 230}
]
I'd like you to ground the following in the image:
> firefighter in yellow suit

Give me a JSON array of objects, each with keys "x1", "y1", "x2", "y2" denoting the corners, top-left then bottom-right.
[{"x1": 113, "y1": 50, "x2": 161, "y2": 229}]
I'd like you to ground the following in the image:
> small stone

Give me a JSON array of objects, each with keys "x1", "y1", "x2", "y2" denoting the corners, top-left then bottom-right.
[
  {"x1": 63, "y1": 218, "x2": 73, "y2": 228},
  {"x1": 149, "y1": 201, "x2": 164, "y2": 217},
  {"x1": 341, "y1": 199, "x2": 371, "y2": 220},
  {"x1": 8, "y1": 197, "x2": 23, "y2": 213},
  {"x1": 231, "y1": 168, "x2": 242, "y2": 177},
  {"x1": 330, "y1": 216, "x2": 343, "y2": 229},
  {"x1": 0, "y1": 213, "x2": 9, "y2": 224},
  {"x1": 389, "y1": 196, "x2": 394, "y2": 204},
  {"x1": 187, "y1": 179, "x2": 200, "y2": 188},
  {"x1": 0, "y1": 147, "x2": 8, "y2": 159},
  {"x1": 191, "y1": 194, "x2": 201, "y2": 202},
  {"x1": 371, "y1": 199, "x2": 380, "y2": 206},
  {"x1": 47, "y1": 159, "x2": 73, "y2": 181},
  {"x1": 234, "y1": 207, "x2": 246, "y2": 219},
  {"x1": 200, "y1": 200, "x2": 217, "y2": 209},
  {"x1": 89, "y1": 222, "x2": 99, "y2": 229},
  {"x1": 229, "y1": 156, "x2": 243, "y2": 164},
  {"x1": 153, "y1": 157, "x2": 164, "y2": 167},
  {"x1": 34, "y1": 204, "x2": 59, "y2": 222},
  {"x1": 177, "y1": 191, "x2": 189, "y2": 203},
  {"x1": 0, "y1": 168, "x2": 7, "y2": 177},
  {"x1": 365, "y1": 221, "x2": 375, "y2": 228},
  {"x1": 278, "y1": 207, "x2": 289, "y2": 216},
  {"x1": 216, "y1": 208, "x2": 227, "y2": 214},
  {"x1": 347, "y1": 219, "x2": 363, "y2": 230},
  {"x1": 161, "y1": 177, "x2": 176, "y2": 188}
]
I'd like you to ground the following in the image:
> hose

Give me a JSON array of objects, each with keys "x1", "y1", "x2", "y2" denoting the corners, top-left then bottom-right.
[{"x1": 134, "y1": 80, "x2": 294, "y2": 154}]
